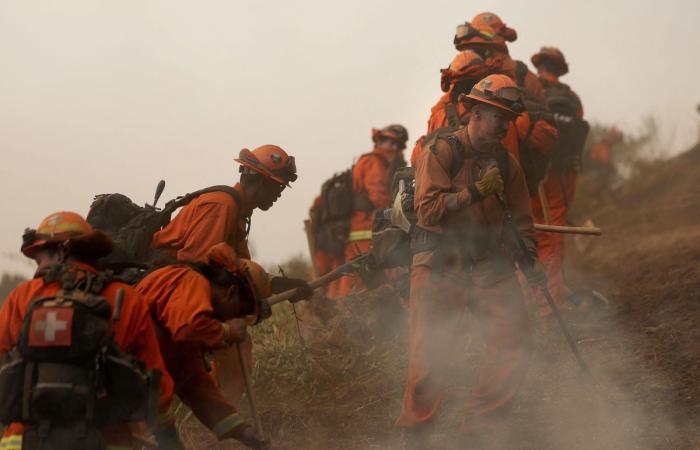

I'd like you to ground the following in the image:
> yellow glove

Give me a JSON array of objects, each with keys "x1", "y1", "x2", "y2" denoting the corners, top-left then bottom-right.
[{"x1": 475, "y1": 166, "x2": 504, "y2": 197}]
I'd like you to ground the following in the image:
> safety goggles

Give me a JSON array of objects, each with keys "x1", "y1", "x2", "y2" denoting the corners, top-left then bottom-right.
[
  {"x1": 471, "y1": 86, "x2": 525, "y2": 113},
  {"x1": 455, "y1": 22, "x2": 497, "y2": 41}
]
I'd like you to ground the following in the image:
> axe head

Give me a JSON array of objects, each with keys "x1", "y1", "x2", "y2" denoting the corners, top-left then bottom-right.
[{"x1": 352, "y1": 253, "x2": 387, "y2": 290}]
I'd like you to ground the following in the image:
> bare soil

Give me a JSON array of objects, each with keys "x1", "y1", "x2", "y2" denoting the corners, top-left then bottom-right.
[{"x1": 179, "y1": 144, "x2": 700, "y2": 449}]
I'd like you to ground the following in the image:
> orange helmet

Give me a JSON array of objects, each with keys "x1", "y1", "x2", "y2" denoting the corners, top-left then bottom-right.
[
  {"x1": 454, "y1": 21, "x2": 507, "y2": 52},
  {"x1": 440, "y1": 50, "x2": 488, "y2": 92},
  {"x1": 372, "y1": 124, "x2": 409, "y2": 150},
  {"x1": 531, "y1": 46, "x2": 569, "y2": 76},
  {"x1": 461, "y1": 74, "x2": 524, "y2": 116},
  {"x1": 471, "y1": 12, "x2": 517, "y2": 42},
  {"x1": 235, "y1": 145, "x2": 298, "y2": 187},
  {"x1": 228, "y1": 258, "x2": 272, "y2": 325},
  {"x1": 21, "y1": 211, "x2": 113, "y2": 259}
]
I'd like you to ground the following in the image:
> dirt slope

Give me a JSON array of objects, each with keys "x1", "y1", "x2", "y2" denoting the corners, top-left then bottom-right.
[{"x1": 178, "y1": 144, "x2": 700, "y2": 450}]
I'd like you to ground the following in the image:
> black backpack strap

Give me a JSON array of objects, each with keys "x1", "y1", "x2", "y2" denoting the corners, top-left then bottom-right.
[
  {"x1": 515, "y1": 60, "x2": 529, "y2": 88},
  {"x1": 430, "y1": 134, "x2": 467, "y2": 180},
  {"x1": 164, "y1": 185, "x2": 241, "y2": 214},
  {"x1": 444, "y1": 103, "x2": 461, "y2": 127}
]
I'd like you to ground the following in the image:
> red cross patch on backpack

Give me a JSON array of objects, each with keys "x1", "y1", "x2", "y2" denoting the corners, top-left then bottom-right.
[{"x1": 27, "y1": 307, "x2": 74, "y2": 347}]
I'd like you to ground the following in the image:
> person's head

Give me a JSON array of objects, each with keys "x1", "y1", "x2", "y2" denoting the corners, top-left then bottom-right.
[
  {"x1": 204, "y1": 243, "x2": 271, "y2": 323},
  {"x1": 21, "y1": 211, "x2": 113, "y2": 271},
  {"x1": 202, "y1": 265, "x2": 256, "y2": 321},
  {"x1": 372, "y1": 125, "x2": 409, "y2": 162},
  {"x1": 454, "y1": 19, "x2": 507, "y2": 58},
  {"x1": 531, "y1": 46, "x2": 569, "y2": 78},
  {"x1": 440, "y1": 50, "x2": 489, "y2": 98},
  {"x1": 471, "y1": 12, "x2": 517, "y2": 42},
  {"x1": 460, "y1": 74, "x2": 523, "y2": 152},
  {"x1": 235, "y1": 145, "x2": 297, "y2": 211}
]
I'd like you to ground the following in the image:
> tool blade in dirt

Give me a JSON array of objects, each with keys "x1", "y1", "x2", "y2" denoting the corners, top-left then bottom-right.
[
  {"x1": 237, "y1": 341, "x2": 266, "y2": 441},
  {"x1": 495, "y1": 193, "x2": 595, "y2": 379}
]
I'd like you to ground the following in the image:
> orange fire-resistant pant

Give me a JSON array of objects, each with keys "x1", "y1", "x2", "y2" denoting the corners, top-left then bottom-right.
[
  {"x1": 396, "y1": 264, "x2": 532, "y2": 429},
  {"x1": 530, "y1": 168, "x2": 577, "y2": 317}
]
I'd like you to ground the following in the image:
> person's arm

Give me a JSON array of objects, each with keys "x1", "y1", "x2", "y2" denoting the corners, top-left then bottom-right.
[
  {"x1": 516, "y1": 112, "x2": 558, "y2": 156},
  {"x1": 0, "y1": 283, "x2": 30, "y2": 356},
  {"x1": 160, "y1": 271, "x2": 227, "y2": 348},
  {"x1": 414, "y1": 139, "x2": 474, "y2": 230},
  {"x1": 118, "y1": 287, "x2": 175, "y2": 413}
]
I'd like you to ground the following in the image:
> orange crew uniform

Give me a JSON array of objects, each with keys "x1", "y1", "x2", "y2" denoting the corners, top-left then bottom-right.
[
  {"x1": 337, "y1": 125, "x2": 407, "y2": 297},
  {"x1": 136, "y1": 264, "x2": 249, "y2": 438},
  {"x1": 397, "y1": 126, "x2": 533, "y2": 430},
  {"x1": 0, "y1": 262, "x2": 174, "y2": 450},
  {"x1": 152, "y1": 183, "x2": 252, "y2": 262},
  {"x1": 452, "y1": 13, "x2": 558, "y2": 176},
  {"x1": 529, "y1": 47, "x2": 585, "y2": 316},
  {"x1": 151, "y1": 183, "x2": 253, "y2": 404},
  {"x1": 337, "y1": 149, "x2": 395, "y2": 297}
]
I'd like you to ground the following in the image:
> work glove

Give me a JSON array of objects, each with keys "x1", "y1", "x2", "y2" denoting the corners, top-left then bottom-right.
[
  {"x1": 270, "y1": 276, "x2": 314, "y2": 303},
  {"x1": 221, "y1": 422, "x2": 270, "y2": 450},
  {"x1": 221, "y1": 319, "x2": 247, "y2": 347},
  {"x1": 475, "y1": 166, "x2": 504, "y2": 198},
  {"x1": 524, "y1": 259, "x2": 548, "y2": 288}
]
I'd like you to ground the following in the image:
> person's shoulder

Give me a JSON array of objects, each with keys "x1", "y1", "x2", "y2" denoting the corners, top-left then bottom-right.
[
  {"x1": 355, "y1": 151, "x2": 388, "y2": 170},
  {"x1": 3, "y1": 277, "x2": 42, "y2": 304},
  {"x1": 196, "y1": 190, "x2": 237, "y2": 207}
]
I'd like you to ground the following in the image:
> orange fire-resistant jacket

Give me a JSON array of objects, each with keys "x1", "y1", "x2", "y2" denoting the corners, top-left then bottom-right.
[
  {"x1": 136, "y1": 264, "x2": 244, "y2": 437},
  {"x1": 348, "y1": 147, "x2": 397, "y2": 242},
  {"x1": 413, "y1": 127, "x2": 535, "y2": 285},
  {"x1": 0, "y1": 261, "x2": 174, "y2": 449},
  {"x1": 152, "y1": 183, "x2": 252, "y2": 262}
]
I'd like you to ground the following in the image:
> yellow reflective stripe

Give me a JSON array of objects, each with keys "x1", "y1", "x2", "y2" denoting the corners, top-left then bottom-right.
[
  {"x1": 348, "y1": 230, "x2": 372, "y2": 241},
  {"x1": 0, "y1": 435, "x2": 22, "y2": 450},
  {"x1": 105, "y1": 446, "x2": 132, "y2": 450},
  {"x1": 212, "y1": 413, "x2": 244, "y2": 438}
]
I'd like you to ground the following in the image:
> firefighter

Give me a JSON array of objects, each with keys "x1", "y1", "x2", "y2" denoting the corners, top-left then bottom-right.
[
  {"x1": 530, "y1": 46, "x2": 589, "y2": 317},
  {"x1": 152, "y1": 145, "x2": 299, "y2": 262},
  {"x1": 337, "y1": 125, "x2": 409, "y2": 297},
  {"x1": 150, "y1": 145, "x2": 313, "y2": 414},
  {"x1": 397, "y1": 75, "x2": 542, "y2": 445},
  {"x1": 453, "y1": 12, "x2": 558, "y2": 190},
  {"x1": 137, "y1": 243, "x2": 278, "y2": 450},
  {"x1": 410, "y1": 50, "x2": 489, "y2": 166},
  {"x1": 0, "y1": 211, "x2": 174, "y2": 450}
]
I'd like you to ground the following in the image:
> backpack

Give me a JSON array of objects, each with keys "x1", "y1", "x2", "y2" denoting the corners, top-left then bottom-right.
[
  {"x1": 87, "y1": 183, "x2": 242, "y2": 269},
  {"x1": 371, "y1": 133, "x2": 510, "y2": 268},
  {"x1": 542, "y1": 81, "x2": 590, "y2": 171},
  {"x1": 0, "y1": 265, "x2": 160, "y2": 450},
  {"x1": 313, "y1": 154, "x2": 391, "y2": 258}
]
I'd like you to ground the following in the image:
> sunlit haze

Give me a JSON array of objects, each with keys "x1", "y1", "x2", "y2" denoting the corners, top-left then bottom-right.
[{"x1": 1, "y1": 0, "x2": 699, "y2": 275}]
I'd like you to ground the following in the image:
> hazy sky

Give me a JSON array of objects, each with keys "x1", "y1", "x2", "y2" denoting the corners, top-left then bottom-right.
[{"x1": 1, "y1": 0, "x2": 699, "y2": 276}]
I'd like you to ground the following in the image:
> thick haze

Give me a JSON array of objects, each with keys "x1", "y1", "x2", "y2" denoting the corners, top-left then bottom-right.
[{"x1": 1, "y1": 0, "x2": 699, "y2": 275}]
